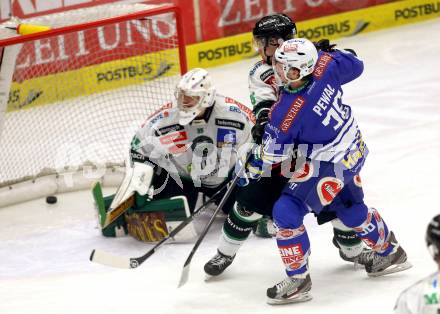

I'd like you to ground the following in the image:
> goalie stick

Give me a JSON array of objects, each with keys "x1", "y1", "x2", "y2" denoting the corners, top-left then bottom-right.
[
  {"x1": 177, "y1": 152, "x2": 250, "y2": 288},
  {"x1": 90, "y1": 184, "x2": 227, "y2": 269}
]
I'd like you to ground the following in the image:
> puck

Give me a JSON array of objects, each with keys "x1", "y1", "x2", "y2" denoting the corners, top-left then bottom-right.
[{"x1": 46, "y1": 195, "x2": 57, "y2": 204}]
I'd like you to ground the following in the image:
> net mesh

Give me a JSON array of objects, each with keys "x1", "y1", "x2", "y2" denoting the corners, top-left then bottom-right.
[{"x1": 0, "y1": 4, "x2": 184, "y2": 188}]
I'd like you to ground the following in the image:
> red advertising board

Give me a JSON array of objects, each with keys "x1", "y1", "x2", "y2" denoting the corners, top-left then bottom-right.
[
  {"x1": 13, "y1": 17, "x2": 179, "y2": 81},
  {"x1": 1, "y1": 0, "x2": 401, "y2": 44},
  {"x1": 0, "y1": 0, "x2": 197, "y2": 44},
  {"x1": 198, "y1": 0, "x2": 399, "y2": 41}
]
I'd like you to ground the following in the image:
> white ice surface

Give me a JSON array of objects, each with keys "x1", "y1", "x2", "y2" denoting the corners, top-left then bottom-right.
[{"x1": 1, "y1": 19, "x2": 440, "y2": 314}]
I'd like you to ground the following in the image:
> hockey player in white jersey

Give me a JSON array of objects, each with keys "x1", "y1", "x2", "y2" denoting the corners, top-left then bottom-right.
[
  {"x1": 394, "y1": 215, "x2": 440, "y2": 314},
  {"x1": 96, "y1": 68, "x2": 253, "y2": 242}
]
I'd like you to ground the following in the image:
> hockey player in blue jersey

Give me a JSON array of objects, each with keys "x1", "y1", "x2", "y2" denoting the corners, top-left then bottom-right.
[{"x1": 244, "y1": 38, "x2": 412, "y2": 304}]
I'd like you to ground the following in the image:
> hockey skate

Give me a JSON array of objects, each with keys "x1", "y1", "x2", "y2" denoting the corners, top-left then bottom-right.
[
  {"x1": 254, "y1": 216, "x2": 277, "y2": 238},
  {"x1": 362, "y1": 232, "x2": 412, "y2": 277},
  {"x1": 332, "y1": 237, "x2": 371, "y2": 266},
  {"x1": 204, "y1": 250, "x2": 235, "y2": 277},
  {"x1": 266, "y1": 274, "x2": 312, "y2": 305}
]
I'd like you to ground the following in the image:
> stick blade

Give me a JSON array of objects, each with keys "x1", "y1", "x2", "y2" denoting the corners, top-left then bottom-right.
[
  {"x1": 90, "y1": 249, "x2": 131, "y2": 269},
  {"x1": 177, "y1": 264, "x2": 190, "y2": 288}
]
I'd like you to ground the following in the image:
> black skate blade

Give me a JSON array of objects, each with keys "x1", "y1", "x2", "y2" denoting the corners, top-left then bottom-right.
[
  {"x1": 267, "y1": 292, "x2": 313, "y2": 305},
  {"x1": 367, "y1": 261, "x2": 412, "y2": 277}
]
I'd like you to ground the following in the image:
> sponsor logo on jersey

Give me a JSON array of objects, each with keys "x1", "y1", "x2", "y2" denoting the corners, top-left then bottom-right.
[
  {"x1": 353, "y1": 174, "x2": 362, "y2": 187},
  {"x1": 142, "y1": 103, "x2": 173, "y2": 127},
  {"x1": 229, "y1": 105, "x2": 241, "y2": 114},
  {"x1": 159, "y1": 131, "x2": 188, "y2": 154},
  {"x1": 289, "y1": 162, "x2": 314, "y2": 183},
  {"x1": 313, "y1": 53, "x2": 333, "y2": 79},
  {"x1": 277, "y1": 225, "x2": 306, "y2": 240},
  {"x1": 233, "y1": 101, "x2": 256, "y2": 124},
  {"x1": 317, "y1": 177, "x2": 344, "y2": 206},
  {"x1": 280, "y1": 96, "x2": 306, "y2": 133},
  {"x1": 217, "y1": 128, "x2": 237, "y2": 147},
  {"x1": 154, "y1": 124, "x2": 184, "y2": 136},
  {"x1": 215, "y1": 118, "x2": 245, "y2": 130},
  {"x1": 260, "y1": 68, "x2": 274, "y2": 82}
]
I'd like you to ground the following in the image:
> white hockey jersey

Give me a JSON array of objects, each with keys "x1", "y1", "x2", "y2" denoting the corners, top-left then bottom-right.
[
  {"x1": 248, "y1": 60, "x2": 278, "y2": 110},
  {"x1": 394, "y1": 272, "x2": 440, "y2": 314},
  {"x1": 131, "y1": 95, "x2": 253, "y2": 188}
]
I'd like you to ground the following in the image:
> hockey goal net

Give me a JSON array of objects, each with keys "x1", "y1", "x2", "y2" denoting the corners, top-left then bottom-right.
[{"x1": 0, "y1": 3, "x2": 187, "y2": 207}]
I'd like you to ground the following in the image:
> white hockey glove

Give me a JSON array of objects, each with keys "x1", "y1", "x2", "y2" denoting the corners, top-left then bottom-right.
[{"x1": 109, "y1": 161, "x2": 154, "y2": 211}]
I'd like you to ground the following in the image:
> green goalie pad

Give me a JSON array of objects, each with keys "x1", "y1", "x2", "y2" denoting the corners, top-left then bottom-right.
[{"x1": 92, "y1": 182, "x2": 197, "y2": 242}]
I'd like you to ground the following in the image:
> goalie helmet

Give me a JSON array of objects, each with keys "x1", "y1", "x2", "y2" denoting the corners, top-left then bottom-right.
[
  {"x1": 252, "y1": 13, "x2": 297, "y2": 64},
  {"x1": 426, "y1": 215, "x2": 440, "y2": 261},
  {"x1": 273, "y1": 38, "x2": 318, "y2": 86},
  {"x1": 175, "y1": 68, "x2": 216, "y2": 125}
]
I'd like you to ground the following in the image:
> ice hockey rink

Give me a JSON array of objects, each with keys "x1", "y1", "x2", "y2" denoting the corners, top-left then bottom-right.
[{"x1": 1, "y1": 18, "x2": 440, "y2": 314}]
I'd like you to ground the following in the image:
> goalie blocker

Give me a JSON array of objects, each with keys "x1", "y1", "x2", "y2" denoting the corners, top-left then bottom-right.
[{"x1": 92, "y1": 182, "x2": 197, "y2": 243}]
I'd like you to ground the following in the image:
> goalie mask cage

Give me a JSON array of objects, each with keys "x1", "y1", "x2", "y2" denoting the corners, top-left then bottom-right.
[{"x1": 0, "y1": 3, "x2": 187, "y2": 207}]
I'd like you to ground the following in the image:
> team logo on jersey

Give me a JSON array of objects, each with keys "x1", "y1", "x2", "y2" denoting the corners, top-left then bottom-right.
[
  {"x1": 289, "y1": 162, "x2": 314, "y2": 183},
  {"x1": 217, "y1": 128, "x2": 237, "y2": 148},
  {"x1": 280, "y1": 96, "x2": 306, "y2": 133},
  {"x1": 353, "y1": 174, "x2": 362, "y2": 187},
  {"x1": 215, "y1": 118, "x2": 245, "y2": 130},
  {"x1": 317, "y1": 177, "x2": 344, "y2": 206},
  {"x1": 313, "y1": 53, "x2": 333, "y2": 79}
]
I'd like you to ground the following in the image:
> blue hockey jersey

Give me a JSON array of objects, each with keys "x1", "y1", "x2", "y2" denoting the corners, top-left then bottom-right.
[{"x1": 253, "y1": 50, "x2": 368, "y2": 175}]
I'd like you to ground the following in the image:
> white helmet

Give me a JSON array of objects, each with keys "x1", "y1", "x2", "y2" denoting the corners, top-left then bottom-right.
[
  {"x1": 175, "y1": 68, "x2": 216, "y2": 125},
  {"x1": 273, "y1": 38, "x2": 318, "y2": 86}
]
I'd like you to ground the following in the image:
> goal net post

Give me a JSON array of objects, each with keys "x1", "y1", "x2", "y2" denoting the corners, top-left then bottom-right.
[{"x1": 0, "y1": 3, "x2": 187, "y2": 207}]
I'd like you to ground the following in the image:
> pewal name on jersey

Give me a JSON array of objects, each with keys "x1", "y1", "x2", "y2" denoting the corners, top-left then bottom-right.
[{"x1": 215, "y1": 118, "x2": 245, "y2": 130}]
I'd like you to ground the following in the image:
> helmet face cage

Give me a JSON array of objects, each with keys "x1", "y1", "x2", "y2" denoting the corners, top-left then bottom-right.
[
  {"x1": 273, "y1": 38, "x2": 319, "y2": 86},
  {"x1": 426, "y1": 215, "x2": 440, "y2": 261},
  {"x1": 175, "y1": 68, "x2": 216, "y2": 125}
]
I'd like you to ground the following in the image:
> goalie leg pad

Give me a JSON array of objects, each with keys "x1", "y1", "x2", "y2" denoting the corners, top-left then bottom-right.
[{"x1": 125, "y1": 195, "x2": 197, "y2": 243}]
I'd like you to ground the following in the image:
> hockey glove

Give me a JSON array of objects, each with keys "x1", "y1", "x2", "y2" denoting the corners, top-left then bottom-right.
[
  {"x1": 314, "y1": 39, "x2": 337, "y2": 52},
  {"x1": 236, "y1": 146, "x2": 264, "y2": 187},
  {"x1": 251, "y1": 109, "x2": 269, "y2": 145}
]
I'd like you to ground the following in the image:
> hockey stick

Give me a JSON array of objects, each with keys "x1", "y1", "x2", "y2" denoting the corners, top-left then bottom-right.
[
  {"x1": 177, "y1": 152, "x2": 250, "y2": 288},
  {"x1": 90, "y1": 184, "x2": 228, "y2": 269}
]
